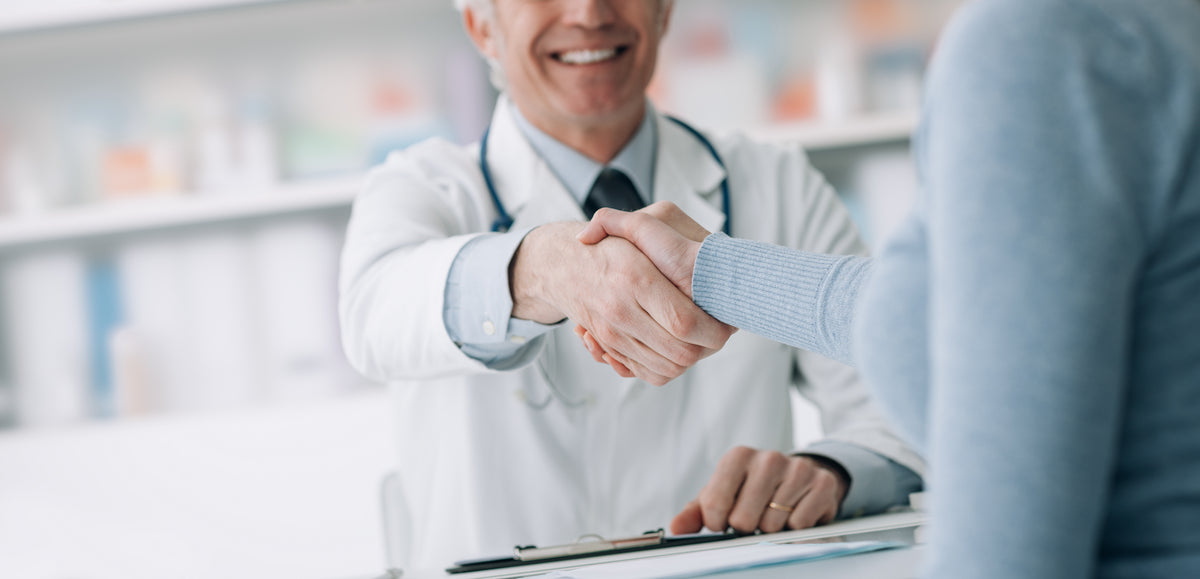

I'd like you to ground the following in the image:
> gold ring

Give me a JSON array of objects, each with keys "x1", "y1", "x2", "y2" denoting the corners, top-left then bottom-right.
[{"x1": 767, "y1": 501, "x2": 794, "y2": 513}]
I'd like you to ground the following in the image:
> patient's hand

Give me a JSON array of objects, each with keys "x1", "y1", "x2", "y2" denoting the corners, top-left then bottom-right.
[
  {"x1": 576, "y1": 202, "x2": 708, "y2": 298},
  {"x1": 575, "y1": 202, "x2": 734, "y2": 380}
]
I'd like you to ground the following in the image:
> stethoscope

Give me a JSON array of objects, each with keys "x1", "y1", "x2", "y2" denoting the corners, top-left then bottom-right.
[
  {"x1": 479, "y1": 115, "x2": 733, "y2": 410},
  {"x1": 480, "y1": 115, "x2": 732, "y2": 235}
]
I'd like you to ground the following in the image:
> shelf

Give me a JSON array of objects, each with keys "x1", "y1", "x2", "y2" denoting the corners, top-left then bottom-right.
[
  {"x1": 748, "y1": 111, "x2": 919, "y2": 151},
  {"x1": 0, "y1": 177, "x2": 361, "y2": 251},
  {"x1": 0, "y1": 114, "x2": 918, "y2": 252},
  {"x1": 0, "y1": 0, "x2": 448, "y2": 35},
  {"x1": 0, "y1": 0, "x2": 292, "y2": 34}
]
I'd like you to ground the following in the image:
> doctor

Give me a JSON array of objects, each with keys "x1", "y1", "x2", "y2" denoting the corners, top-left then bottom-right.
[{"x1": 339, "y1": 0, "x2": 923, "y2": 569}]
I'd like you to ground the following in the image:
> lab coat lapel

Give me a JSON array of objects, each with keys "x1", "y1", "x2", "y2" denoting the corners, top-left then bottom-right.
[
  {"x1": 651, "y1": 115, "x2": 728, "y2": 236},
  {"x1": 612, "y1": 115, "x2": 729, "y2": 404},
  {"x1": 484, "y1": 98, "x2": 586, "y2": 231},
  {"x1": 485, "y1": 97, "x2": 626, "y2": 403}
]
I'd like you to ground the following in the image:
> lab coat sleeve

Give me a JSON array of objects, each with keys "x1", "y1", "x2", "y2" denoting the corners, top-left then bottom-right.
[
  {"x1": 339, "y1": 138, "x2": 542, "y2": 381},
  {"x1": 769, "y1": 141, "x2": 926, "y2": 499},
  {"x1": 801, "y1": 440, "x2": 921, "y2": 518}
]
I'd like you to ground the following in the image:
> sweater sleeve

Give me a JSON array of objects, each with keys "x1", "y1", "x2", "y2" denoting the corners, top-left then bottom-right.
[
  {"x1": 692, "y1": 232, "x2": 871, "y2": 366},
  {"x1": 908, "y1": 0, "x2": 1164, "y2": 576}
]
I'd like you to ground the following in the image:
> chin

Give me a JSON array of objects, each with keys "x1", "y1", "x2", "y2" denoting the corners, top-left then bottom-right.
[{"x1": 557, "y1": 91, "x2": 642, "y2": 121}]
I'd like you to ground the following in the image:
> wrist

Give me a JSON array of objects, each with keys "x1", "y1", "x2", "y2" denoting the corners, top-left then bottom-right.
[
  {"x1": 680, "y1": 240, "x2": 701, "y2": 299},
  {"x1": 509, "y1": 224, "x2": 576, "y2": 324},
  {"x1": 797, "y1": 453, "x2": 851, "y2": 505}
]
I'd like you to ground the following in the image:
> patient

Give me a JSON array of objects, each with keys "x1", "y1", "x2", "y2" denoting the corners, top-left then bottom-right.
[{"x1": 577, "y1": 0, "x2": 1200, "y2": 577}]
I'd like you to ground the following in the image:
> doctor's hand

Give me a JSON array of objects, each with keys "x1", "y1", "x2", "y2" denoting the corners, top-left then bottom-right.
[
  {"x1": 671, "y1": 446, "x2": 848, "y2": 535},
  {"x1": 510, "y1": 221, "x2": 733, "y2": 386}
]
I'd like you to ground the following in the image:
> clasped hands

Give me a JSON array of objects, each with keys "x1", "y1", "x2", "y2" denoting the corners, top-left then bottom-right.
[{"x1": 511, "y1": 202, "x2": 846, "y2": 534}]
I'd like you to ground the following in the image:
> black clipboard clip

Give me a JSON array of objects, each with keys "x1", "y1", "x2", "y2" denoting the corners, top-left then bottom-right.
[{"x1": 445, "y1": 528, "x2": 744, "y2": 574}]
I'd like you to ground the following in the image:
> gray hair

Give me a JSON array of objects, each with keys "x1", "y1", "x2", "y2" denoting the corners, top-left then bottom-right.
[
  {"x1": 453, "y1": 0, "x2": 504, "y2": 89},
  {"x1": 453, "y1": 0, "x2": 674, "y2": 91}
]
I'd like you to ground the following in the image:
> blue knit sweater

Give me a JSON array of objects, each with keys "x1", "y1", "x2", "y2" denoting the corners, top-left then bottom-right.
[{"x1": 691, "y1": 0, "x2": 1200, "y2": 576}]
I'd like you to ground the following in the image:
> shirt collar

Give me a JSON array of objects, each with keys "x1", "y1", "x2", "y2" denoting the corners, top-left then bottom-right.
[{"x1": 509, "y1": 99, "x2": 657, "y2": 206}]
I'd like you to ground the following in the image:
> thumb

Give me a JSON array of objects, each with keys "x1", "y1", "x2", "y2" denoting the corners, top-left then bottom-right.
[
  {"x1": 577, "y1": 208, "x2": 635, "y2": 245},
  {"x1": 670, "y1": 499, "x2": 705, "y2": 535}
]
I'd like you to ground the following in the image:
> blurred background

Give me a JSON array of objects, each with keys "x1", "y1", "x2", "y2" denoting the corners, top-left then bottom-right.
[{"x1": 0, "y1": 0, "x2": 961, "y2": 577}]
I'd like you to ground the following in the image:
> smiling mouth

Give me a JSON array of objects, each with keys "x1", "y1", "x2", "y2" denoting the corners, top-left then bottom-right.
[{"x1": 552, "y1": 46, "x2": 630, "y2": 65}]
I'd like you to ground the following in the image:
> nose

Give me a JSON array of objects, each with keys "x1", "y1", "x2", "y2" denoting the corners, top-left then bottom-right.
[{"x1": 561, "y1": 0, "x2": 617, "y2": 28}]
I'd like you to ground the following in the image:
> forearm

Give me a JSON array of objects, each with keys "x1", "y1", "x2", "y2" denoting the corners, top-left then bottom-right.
[{"x1": 692, "y1": 233, "x2": 871, "y2": 366}]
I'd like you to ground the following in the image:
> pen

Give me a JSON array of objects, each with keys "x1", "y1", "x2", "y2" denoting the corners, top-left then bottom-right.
[{"x1": 515, "y1": 530, "x2": 666, "y2": 561}]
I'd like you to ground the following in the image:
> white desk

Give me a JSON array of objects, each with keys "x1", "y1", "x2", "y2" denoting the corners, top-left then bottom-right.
[
  {"x1": 0, "y1": 390, "x2": 395, "y2": 579},
  {"x1": 402, "y1": 512, "x2": 925, "y2": 579}
]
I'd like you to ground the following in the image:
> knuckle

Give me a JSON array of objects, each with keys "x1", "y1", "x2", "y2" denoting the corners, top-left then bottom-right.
[
  {"x1": 788, "y1": 509, "x2": 816, "y2": 530},
  {"x1": 668, "y1": 309, "x2": 698, "y2": 339},
  {"x1": 676, "y1": 344, "x2": 704, "y2": 368},
  {"x1": 729, "y1": 446, "x2": 757, "y2": 462},
  {"x1": 647, "y1": 374, "x2": 670, "y2": 387},
  {"x1": 727, "y1": 511, "x2": 758, "y2": 533},
  {"x1": 757, "y1": 450, "x2": 788, "y2": 473},
  {"x1": 592, "y1": 324, "x2": 620, "y2": 346},
  {"x1": 787, "y1": 457, "x2": 814, "y2": 479}
]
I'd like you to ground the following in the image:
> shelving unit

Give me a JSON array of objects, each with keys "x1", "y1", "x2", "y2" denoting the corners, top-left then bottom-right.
[
  {"x1": 0, "y1": 0, "x2": 449, "y2": 36},
  {"x1": 0, "y1": 114, "x2": 915, "y2": 251},
  {"x1": 748, "y1": 111, "x2": 918, "y2": 150},
  {"x1": 0, "y1": 176, "x2": 360, "y2": 251},
  {"x1": 0, "y1": 0, "x2": 292, "y2": 34}
]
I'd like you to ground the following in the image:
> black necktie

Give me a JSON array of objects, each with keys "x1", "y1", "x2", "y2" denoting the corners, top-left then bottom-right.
[{"x1": 583, "y1": 168, "x2": 645, "y2": 219}]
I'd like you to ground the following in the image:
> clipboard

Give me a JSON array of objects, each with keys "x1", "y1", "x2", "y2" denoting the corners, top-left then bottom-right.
[{"x1": 445, "y1": 529, "x2": 745, "y2": 574}]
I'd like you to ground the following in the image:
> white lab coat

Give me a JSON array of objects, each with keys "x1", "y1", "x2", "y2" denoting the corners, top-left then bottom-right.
[{"x1": 339, "y1": 98, "x2": 922, "y2": 570}]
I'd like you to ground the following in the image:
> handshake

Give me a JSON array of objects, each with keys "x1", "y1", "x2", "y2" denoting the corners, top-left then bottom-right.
[{"x1": 511, "y1": 201, "x2": 733, "y2": 387}]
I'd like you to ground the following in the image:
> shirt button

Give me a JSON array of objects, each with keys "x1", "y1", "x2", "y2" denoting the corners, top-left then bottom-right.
[
  {"x1": 509, "y1": 335, "x2": 527, "y2": 345},
  {"x1": 483, "y1": 320, "x2": 496, "y2": 336}
]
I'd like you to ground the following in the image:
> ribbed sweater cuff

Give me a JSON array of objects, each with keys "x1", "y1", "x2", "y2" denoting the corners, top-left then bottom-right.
[{"x1": 693, "y1": 233, "x2": 867, "y2": 364}]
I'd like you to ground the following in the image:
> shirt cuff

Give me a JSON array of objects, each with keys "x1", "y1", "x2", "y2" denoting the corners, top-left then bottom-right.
[
  {"x1": 444, "y1": 228, "x2": 562, "y2": 368},
  {"x1": 799, "y1": 440, "x2": 924, "y2": 519}
]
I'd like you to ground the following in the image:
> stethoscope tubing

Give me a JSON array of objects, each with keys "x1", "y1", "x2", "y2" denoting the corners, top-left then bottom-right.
[{"x1": 480, "y1": 116, "x2": 732, "y2": 236}]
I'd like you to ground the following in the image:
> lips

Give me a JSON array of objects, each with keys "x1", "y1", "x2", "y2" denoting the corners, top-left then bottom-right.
[{"x1": 552, "y1": 46, "x2": 629, "y2": 65}]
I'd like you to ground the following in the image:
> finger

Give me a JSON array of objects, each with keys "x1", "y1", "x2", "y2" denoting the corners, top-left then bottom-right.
[
  {"x1": 602, "y1": 344, "x2": 672, "y2": 386},
  {"x1": 725, "y1": 451, "x2": 789, "y2": 533},
  {"x1": 576, "y1": 208, "x2": 635, "y2": 245},
  {"x1": 697, "y1": 446, "x2": 757, "y2": 532},
  {"x1": 601, "y1": 353, "x2": 636, "y2": 379},
  {"x1": 576, "y1": 326, "x2": 607, "y2": 364},
  {"x1": 640, "y1": 201, "x2": 711, "y2": 243},
  {"x1": 585, "y1": 307, "x2": 685, "y2": 382},
  {"x1": 589, "y1": 326, "x2": 669, "y2": 383},
  {"x1": 758, "y1": 458, "x2": 818, "y2": 533},
  {"x1": 634, "y1": 281, "x2": 733, "y2": 353},
  {"x1": 670, "y1": 499, "x2": 704, "y2": 535},
  {"x1": 786, "y1": 491, "x2": 838, "y2": 530},
  {"x1": 580, "y1": 209, "x2": 671, "y2": 259},
  {"x1": 786, "y1": 469, "x2": 843, "y2": 530}
]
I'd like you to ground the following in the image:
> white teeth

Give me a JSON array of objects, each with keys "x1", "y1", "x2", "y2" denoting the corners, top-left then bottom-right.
[{"x1": 557, "y1": 48, "x2": 619, "y2": 65}]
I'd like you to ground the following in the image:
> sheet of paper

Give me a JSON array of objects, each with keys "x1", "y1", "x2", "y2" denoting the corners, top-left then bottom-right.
[{"x1": 532, "y1": 541, "x2": 902, "y2": 579}]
